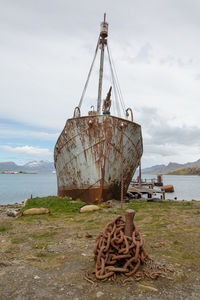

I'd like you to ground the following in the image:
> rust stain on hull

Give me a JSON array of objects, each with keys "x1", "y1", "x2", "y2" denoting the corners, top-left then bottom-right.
[
  {"x1": 58, "y1": 186, "x2": 121, "y2": 204},
  {"x1": 54, "y1": 115, "x2": 143, "y2": 204}
]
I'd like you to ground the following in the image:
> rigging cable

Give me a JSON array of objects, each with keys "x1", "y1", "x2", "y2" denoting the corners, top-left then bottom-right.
[
  {"x1": 106, "y1": 47, "x2": 121, "y2": 117},
  {"x1": 109, "y1": 44, "x2": 126, "y2": 116},
  {"x1": 78, "y1": 37, "x2": 100, "y2": 108},
  {"x1": 106, "y1": 46, "x2": 121, "y2": 117},
  {"x1": 107, "y1": 43, "x2": 126, "y2": 117}
]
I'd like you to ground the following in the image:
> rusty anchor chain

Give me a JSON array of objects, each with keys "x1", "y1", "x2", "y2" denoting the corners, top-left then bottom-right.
[{"x1": 93, "y1": 210, "x2": 149, "y2": 281}]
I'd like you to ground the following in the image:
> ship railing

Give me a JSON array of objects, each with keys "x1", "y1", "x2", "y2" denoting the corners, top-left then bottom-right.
[
  {"x1": 125, "y1": 108, "x2": 133, "y2": 122},
  {"x1": 73, "y1": 106, "x2": 81, "y2": 118}
]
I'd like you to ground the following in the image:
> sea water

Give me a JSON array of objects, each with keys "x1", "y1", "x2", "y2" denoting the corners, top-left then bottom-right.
[
  {"x1": 0, "y1": 173, "x2": 200, "y2": 205},
  {"x1": 0, "y1": 173, "x2": 57, "y2": 205},
  {"x1": 141, "y1": 174, "x2": 200, "y2": 201}
]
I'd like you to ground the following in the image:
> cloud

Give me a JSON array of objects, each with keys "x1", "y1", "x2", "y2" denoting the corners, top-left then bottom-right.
[
  {"x1": 137, "y1": 107, "x2": 200, "y2": 146},
  {"x1": 0, "y1": 145, "x2": 53, "y2": 158},
  {"x1": 0, "y1": 128, "x2": 59, "y2": 140},
  {"x1": 0, "y1": 0, "x2": 200, "y2": 167},
  {"x1": 160, "y1": 55, "x2": 193, "y2": 68},
  {"x1": 128, "y1": 43, "x2": 153, "y2": 64},
  {"x1": 1, "y1": 0, "x2": 200, "y2": 129},
  {"x1": 195, "y1": 74, "x2": 200, "y2": 80},
  {"x1": 134, "y1": 106, "x2": 200, "y2": 166}
]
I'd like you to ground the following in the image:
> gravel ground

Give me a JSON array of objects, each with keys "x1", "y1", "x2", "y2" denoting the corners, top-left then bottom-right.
[{"x1": 0, "y1": 200, "x2": 200, "y2": 300}]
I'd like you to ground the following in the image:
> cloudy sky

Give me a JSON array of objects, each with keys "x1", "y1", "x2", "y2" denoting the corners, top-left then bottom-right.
[{"x1": 0, "y1": 0, "x2": 200, "y2": 167}]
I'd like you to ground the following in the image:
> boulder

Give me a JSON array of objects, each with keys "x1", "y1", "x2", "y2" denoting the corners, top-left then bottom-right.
[
  {"x1": 80, "y1": 205, "x2": 100, "y2": 213},
  {"x1": 23, "y1": 199, "x2": 29, "y2": 207},
  {"x1": 23, "y1": 208, "x2": 50, "y2": 215},
  {"x1": 6, "y1": 210, "x2": 21, "y2": 217}
]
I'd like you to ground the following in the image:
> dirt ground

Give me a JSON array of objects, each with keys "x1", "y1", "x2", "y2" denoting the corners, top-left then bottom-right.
[{"x1": 0, "y1": 199, "x2": 200, "y2": 300}]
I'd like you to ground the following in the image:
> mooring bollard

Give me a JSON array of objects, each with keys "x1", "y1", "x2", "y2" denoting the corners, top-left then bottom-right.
[{"x1": 124, "y1": 209, "x2": 135, "y2": 237}]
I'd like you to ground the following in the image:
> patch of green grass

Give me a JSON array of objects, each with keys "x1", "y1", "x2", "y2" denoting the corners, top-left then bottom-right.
[
  {"x1": 22, "y1": 196, "x2": 85, "y2": 215},
  {"x1": 11, "y1": 237, "x2": 26, "y2": 244},
  {"x1": 159, "y1": 249, "x2": 173, "y2": 257},
  {"x1": 87, "y1": 219, "x2": 94, "y2": 223},
  {"x1": 127, "y1": 199, "x2": 198, "y2": 213},
  {"x1": 36, "y1": 252, "x2": 48, "y2": 258},
  {"x1": 103, "y1": 210, "x2": 120, "y2": 215},
  {"x1": 181, "y1": 253, "x2": 200, "y2": 260},
  {"x1": 151, "y1": 214, "x2": 160, "y2": 221},
  {"x1": 173, "y1": 240, "x2": 182, "y2": 245},
  {"x1": 134, "y1": 215, "x2": 145, "y2": 221},
  {"x1": 29, "y1": 232, "x2": 56, "y2": 240},
  {"x1": 0, "y1": 226, "x2": 7, "y2": 232},
  {"x1": 0, "y1": 222, "x2": 12, "y2": 232}
]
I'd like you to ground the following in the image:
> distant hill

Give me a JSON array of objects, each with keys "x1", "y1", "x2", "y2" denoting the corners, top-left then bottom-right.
[
  {"x1": 142, "y1": 164, "x2": 165, "y2": 173},
  {"x1": 168, "y1": 166, "x2": 200, "y2": 175},
  {"x1": 0, "y1": 161, "x2": 55, "y2": 173},
  {"x1": 142, "y1": 159, "x2": 200, "y2": 175}
]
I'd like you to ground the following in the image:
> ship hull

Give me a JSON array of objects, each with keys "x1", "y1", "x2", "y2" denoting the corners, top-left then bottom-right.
[{"x1": 54, "y1": 115, "x2": 143, "y2": 203}]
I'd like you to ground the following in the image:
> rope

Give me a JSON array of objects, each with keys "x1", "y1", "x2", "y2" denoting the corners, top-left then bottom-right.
[{"x1": 78, "y1": 37, "x2": 100, "y2": 108}]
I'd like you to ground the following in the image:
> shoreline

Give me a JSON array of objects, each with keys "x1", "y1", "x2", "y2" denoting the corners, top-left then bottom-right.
[
  {"x1": 0, "y1": 197, "x2": 200, "y2": 208},
  {"x1": 0, "y1": 172, "x2": 37, "y2": 174}
]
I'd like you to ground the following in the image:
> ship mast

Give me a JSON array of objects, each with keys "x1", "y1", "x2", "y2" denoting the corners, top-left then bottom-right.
[
  {"x1": 78, "y1": 14, "x2": 126, "y2": 118},
  {"x1": 97, "y1": 13, "x2": 108, "y2": 114}
]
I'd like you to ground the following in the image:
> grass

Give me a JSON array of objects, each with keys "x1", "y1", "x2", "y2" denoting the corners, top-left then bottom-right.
[
  {"x1": 1, "y1": 196, "x2": 200, "y2": 274},
  {"x1": 168, "y1": 166, "x2": 200, "y2": 175},
  {"x1": 0, "y1": 222, "x2": 12, "y2": 232},
  {"x1": 11, "y1": 237, "x2": 26, "y2": 244},
  {"x1": 0, "y1": 226, "x2": 8, "y2": 232},
  {"x1": 29, "y1": 232, "x2": 56, "y2": 241},
  {"x1": 22, "y1": 196, "x2": 85, "y2": 214},
  {"x1": 36, "y1": 252, "x2": 48, "y2": 258}
]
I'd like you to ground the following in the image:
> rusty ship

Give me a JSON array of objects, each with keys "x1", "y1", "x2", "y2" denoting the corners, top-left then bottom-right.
[{"x1": 54, "y1": 15, "x2": 143, "y2": 203}]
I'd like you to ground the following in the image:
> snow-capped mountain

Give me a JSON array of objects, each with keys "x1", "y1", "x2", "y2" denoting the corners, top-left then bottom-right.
[{"x1": 0, "y1": 161, "x2": 55, "y2": 173}]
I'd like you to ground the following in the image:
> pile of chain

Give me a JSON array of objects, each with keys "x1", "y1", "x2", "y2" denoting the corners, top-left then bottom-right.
[{"x1": 93, "y1": 215, "x2": 148, "y2": 280}]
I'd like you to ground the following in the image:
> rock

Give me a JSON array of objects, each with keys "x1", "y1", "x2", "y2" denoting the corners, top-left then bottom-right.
[
  {"x1": 6, "y1": 210, "x2": 20, "y2": 217},
  {"x1": 103, "y1": 201, "x2": 112, "y2": 208},
  {"x1": 147, "y1": 198, "x2": 163, "y2": 202},
  {"x1": 96, "y1": 291, "x2": 104, "y2": 298},
  {"x1": 138, "y1": 284, "x2": 158, "y2": 292},
  {"x1": 26, "y1": 257, "x2": 41, "y2": 262},
  {"x1": 80, "y1": 205, "x2": 100, "y2": 213},
  {"x1": 85, "y1": 232, "x2": 93, "y2": 238},
  {"x1": 23, "y1": 199, "x2": 29, "y2": 207},
  {"x1": 0, "y1": 271, "x2": 6, "y2": 277},
  {"x1": 0, "y1": 261, "x2": 11, "y2": 267},
  {"x1": 23, "y1": 208, "x2": 50, "y2": 215},
  {"x1": 77, "y1": 285, "x2": 83, "y2": 290}
]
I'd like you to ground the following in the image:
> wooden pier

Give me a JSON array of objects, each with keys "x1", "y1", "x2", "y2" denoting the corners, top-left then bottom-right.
[
  {"x1": 128, "y1": 185, "x2": 165, "y2": 200},
  {"x1": 128, "y1": 165, "x2": 166, "y2": 200}
]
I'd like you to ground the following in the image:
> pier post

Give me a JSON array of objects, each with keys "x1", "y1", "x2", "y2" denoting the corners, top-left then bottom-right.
[{"x1": 139, "y1": 161, "x2": 141, "y2": 188}]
